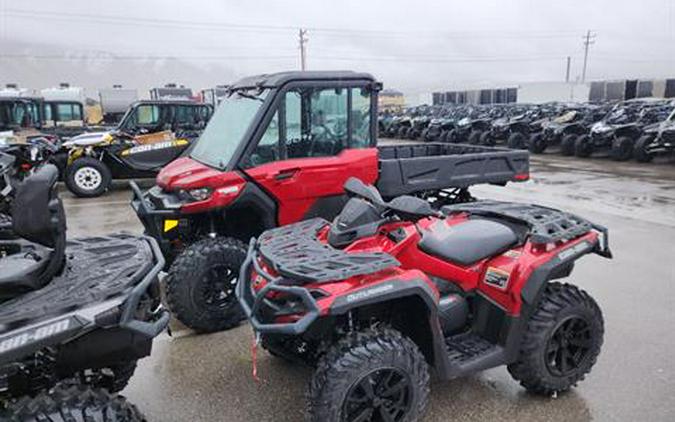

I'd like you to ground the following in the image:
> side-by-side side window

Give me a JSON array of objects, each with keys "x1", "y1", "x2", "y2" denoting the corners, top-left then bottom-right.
[
  {"x1": 245, "y1": 86, "x2": 371, "y2": 168},
  {"x1": 350, "y1": 87, "x2": 371, "y2": 148}
]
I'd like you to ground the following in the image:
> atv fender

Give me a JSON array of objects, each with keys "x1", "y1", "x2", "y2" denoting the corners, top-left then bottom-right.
[{"x1": 328, "y1": 273, "x2": 452, "y2": 376}]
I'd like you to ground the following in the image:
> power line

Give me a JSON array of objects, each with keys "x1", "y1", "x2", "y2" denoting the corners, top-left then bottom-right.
[
  {"x1": 0, "y1": 52, "x2": 578, "y2": 64},
  {"x1": 4, "y1": 8, "x2": 582, "y2": 40},
  {"x1": 0, "y1": 53, "x2": 297, "y2": 61}
]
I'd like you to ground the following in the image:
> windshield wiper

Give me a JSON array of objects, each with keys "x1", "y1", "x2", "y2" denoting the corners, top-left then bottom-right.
[{"x1": 235, "y1": 91, "x2": 264, "y2": 102}]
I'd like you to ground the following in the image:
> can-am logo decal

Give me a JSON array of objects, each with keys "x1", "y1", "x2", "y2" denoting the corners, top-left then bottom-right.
[
  {"x1": 0, "y1": 319, "x2": 71, "y2": 353},
  {"x1": 121, "y1": 140, "x2": 187, "y2": 156},
  {"x1": 558, "y1": 241, "x2": 591, "y2": 261},
  {"x1": 345, "y1": 283, "x2": 395, "y2": 303},
  {"x1": 484, "y1": 267, "x2": 510, "y2": 290}
]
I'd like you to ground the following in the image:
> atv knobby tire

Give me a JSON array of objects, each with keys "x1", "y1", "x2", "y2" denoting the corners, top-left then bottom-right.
[
  {"x1": 467, "y1": 130, "x2": 482, "y2": 144},
  {"x1": 479, "y1": 131, "x2": 495, "y2": 146},
  {"x1": 307, "y1": 327, "x2": 430, "y2": 422},
  {"x1": 2, "y1": 384, "x2": 146, "y2": 421},
  {"x1": 65, "y1": 157, "x2": 112, "y2": 198},
  {"x1": 560, "y1": 134, "x2": 578, "y2": 156},
  {"x1": 165, "y1": 236, "x2": 247, "y2": 333},
  {"x1": 610, "y1": 136, "x2": 633, "y2": 161},
  {"x1": 507, "y1": 282, "x2": 604, "y2": 396},
  {"x1": 507, "y1": 132, "x2": 527, "y2": 149},
  {"x1": 633, "y1": 135, "x2": 654, "y2": 163},
  {"x1": 528, "y1": 133, "x2": 547, "y2": 154},
  {"x1": 575, "y1": 136, "x2": 594, "y2": 158}
]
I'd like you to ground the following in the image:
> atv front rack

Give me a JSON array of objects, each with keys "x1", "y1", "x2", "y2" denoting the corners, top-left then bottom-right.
[
  {"x1": 256, "y1": 218, "x2": 399, "y2": 283},
  {"x1": 441, "y1": 200, "x2": 611, "y2": 257},
  {"x1": 237, "y1": 219, "x2": 400, "y2": 335}
]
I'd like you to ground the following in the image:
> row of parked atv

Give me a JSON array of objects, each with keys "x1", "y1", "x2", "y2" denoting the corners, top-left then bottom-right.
[
  {"x1": 1, "y1": 71, "x2": 613, "y2": 422},
  {"x1": 380, "y1": 98, "x2": 675, "y2": 162}
]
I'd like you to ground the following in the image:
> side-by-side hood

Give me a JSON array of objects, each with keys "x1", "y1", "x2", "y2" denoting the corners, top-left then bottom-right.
[
  {"x1": 62, "y1": 131, "x2": 110, "y2": 147},
  {"x1": 156, "y1": 156, "x2": 244, "y2": 191}
]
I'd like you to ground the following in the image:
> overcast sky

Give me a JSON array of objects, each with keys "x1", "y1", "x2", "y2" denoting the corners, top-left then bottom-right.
[{"x1": 1, "y1": 0, "x2": 674, "y2": 98}]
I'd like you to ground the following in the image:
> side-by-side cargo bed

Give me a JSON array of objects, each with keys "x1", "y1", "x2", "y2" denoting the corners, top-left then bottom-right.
[{"x1": 376, "y1": 143, "x2": 529, "y2": 197}]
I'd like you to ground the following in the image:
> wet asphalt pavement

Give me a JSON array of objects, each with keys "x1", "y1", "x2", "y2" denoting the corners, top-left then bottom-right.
[{"x1": 61, "y1": 153, "x2": 675, "y2": 422}]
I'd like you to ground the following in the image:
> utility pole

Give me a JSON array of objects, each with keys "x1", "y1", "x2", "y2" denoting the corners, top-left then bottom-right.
[
  {"x1": 565, "y1": 56, "x2": 571, "y2": 83},
  {"x1": 298, "y1": 29, "x2": 308, "y2": 71},
  {"x1": 581, "y1": 30, "x2": 596, "y2": 83}
]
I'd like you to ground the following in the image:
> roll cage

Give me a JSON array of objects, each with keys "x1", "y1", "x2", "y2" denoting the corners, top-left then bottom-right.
[{"x1": 192, "y1": 72, "x2": 381, "y2": 173}]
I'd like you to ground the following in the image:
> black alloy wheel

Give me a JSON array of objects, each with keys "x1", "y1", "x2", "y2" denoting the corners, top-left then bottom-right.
[
  {"x1": 342, "y1": 368, "x2": 413, "y2": 422},
  {"x1": 545, "y1": 316, "x2": 593, "y2": 377}
]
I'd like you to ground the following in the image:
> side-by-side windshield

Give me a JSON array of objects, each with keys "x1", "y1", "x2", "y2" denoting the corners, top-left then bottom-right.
[{"x1": 190, "y1": 89, "x2": 269, "y2": 169}]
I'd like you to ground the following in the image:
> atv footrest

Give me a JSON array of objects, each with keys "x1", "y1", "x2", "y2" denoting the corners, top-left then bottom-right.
[{"x1": 444, "y1": 332, "x2": 505, "y2": 376}]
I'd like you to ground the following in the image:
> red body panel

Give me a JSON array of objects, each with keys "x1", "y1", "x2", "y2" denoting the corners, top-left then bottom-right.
[
  {"x1": 244, "y1": 148, "x2": 379, "y2": 225},
  {"x1": 253, "y1": 215, "x2": 600, "y2": 318},
  {"x1": 155, "y1": 157, "x2": 247, "y2": 214}
]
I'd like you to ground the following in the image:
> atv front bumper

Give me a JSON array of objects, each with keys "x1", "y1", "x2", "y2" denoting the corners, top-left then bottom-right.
[{"x1": 237, "y1": 239, "x2": 322, "y2": 335}]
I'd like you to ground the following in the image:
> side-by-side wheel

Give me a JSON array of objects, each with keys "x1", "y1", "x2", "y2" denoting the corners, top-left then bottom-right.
[
  {"x1": 65, "y1": 157, "x2": 112, "y2": 198},
  {"x1": 165, "y1": 236, "x2": 247, "y2": 333}
]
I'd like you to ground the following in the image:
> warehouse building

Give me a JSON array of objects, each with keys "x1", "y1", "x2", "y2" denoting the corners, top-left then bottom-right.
[{"x1": 431, "y1": 77, "x2": 675, "y2": 105}]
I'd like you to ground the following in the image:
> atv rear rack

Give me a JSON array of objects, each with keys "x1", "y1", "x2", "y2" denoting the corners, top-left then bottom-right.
[{"x1": 441, "y1": 201, "x2": 611, "y2": 256}]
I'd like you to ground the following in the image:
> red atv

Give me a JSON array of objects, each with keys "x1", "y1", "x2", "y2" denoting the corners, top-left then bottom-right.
[
  {"x1": 237, "y1": 177, "x2": 612, "y2": 422},
  {"x1": 132, "y1": 71, "x2": 529, "y2": 333}
]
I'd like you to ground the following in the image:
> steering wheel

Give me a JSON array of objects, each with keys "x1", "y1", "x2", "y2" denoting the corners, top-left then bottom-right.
[{"x1": 309, "y1": 124, "x2": 338, "y2": 157}]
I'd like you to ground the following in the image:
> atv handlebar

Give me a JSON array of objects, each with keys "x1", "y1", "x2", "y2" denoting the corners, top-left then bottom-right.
[{"x1": 236, "y1": 239, "x2": 321, "y2": 335}]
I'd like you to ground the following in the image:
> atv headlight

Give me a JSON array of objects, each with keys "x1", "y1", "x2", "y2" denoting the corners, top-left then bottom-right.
[{"x1": 188, "y1": 187, "x2": 213, "y2": 201}]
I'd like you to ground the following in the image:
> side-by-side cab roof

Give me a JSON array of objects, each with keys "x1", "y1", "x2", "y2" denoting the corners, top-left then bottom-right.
[{"x1": 229, "y1": 71, "x2": 377, "y2": 90}]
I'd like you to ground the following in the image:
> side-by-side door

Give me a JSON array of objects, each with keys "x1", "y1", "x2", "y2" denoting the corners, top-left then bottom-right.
[{"x1": 241, "y1": 83, "x2": 379, "y2": 225}]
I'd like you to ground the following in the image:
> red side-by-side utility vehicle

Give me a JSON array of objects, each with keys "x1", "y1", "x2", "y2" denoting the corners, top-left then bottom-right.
[{"x1": 132, "y1": 71, "x2": 529, "y2": 332}]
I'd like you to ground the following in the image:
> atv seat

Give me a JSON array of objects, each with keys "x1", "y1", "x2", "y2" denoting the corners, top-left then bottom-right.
[
  {"x1": 419, "y1": 220, "x2": 518, "y2": 266},
  {"x1": 0, "y1": 164, "x2": 66, "y2": 301},
  {"x1": 0, "y1": 241, "x2": 54, "y2": 298}
]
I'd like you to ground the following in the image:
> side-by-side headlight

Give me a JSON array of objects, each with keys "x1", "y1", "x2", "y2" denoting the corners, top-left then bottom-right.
[{"x1": 188, "y1": 187, "x2": 213, "y2": 201}]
